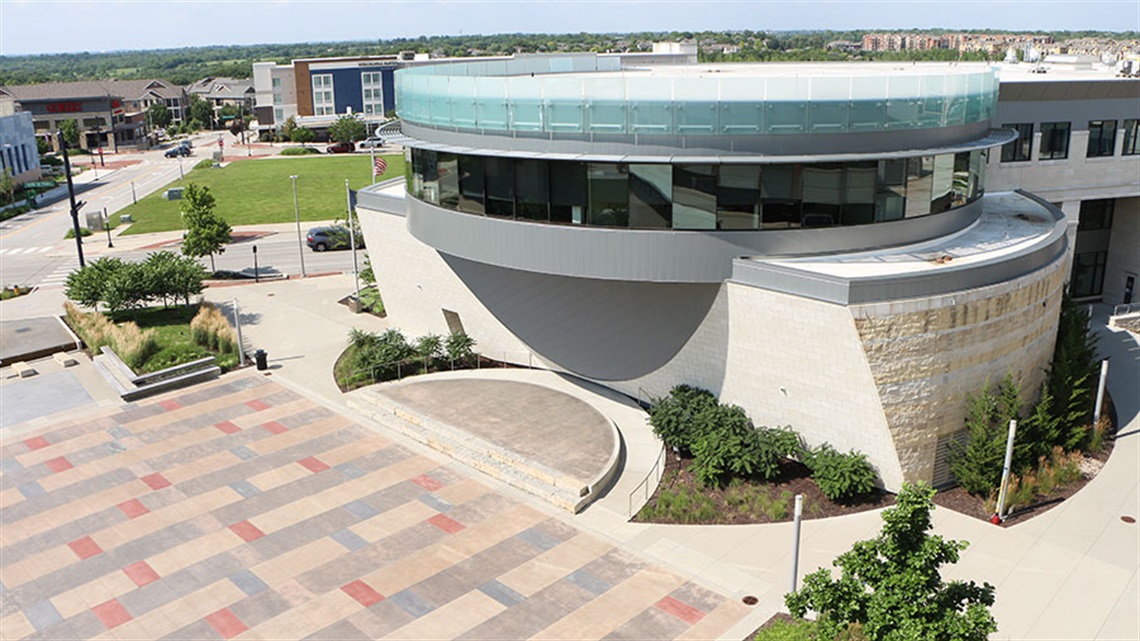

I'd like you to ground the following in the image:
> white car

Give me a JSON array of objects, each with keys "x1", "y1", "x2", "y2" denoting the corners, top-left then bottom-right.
[{"x1": 357, "y1": 137, "x2": 385, "y2": 149}]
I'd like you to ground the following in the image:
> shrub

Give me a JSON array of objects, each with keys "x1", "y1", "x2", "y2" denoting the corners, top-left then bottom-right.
[
  {"x1": 64, "y1": 226, "x2": 93, "y2": 239},
  {"x1": 949, "y1": 381, "x2": 1009, "y2": 496},
  {"x1": 690, "y1": 404, "x2": 762, "y2": 488},
  {"x1": 648, "y1": 384, "x2": 719, "y2": 452},
  {"x1": 194, "y1": 159, "x2": 216, "y2": 170},
  {"x1": 753, "y1": 617, "x2": 821, "y2": 641},
  {"x1": 280, "y1": 146, "x2": 319, "y2": 156},
  {"x1": 1048, "y1": 293, "x2": 1099, "y2": 446},
  {"x1": 415, "y1": 333, "x2": 443, "y2": 362},
  {"x1": 444, "y1": 331, "x2": 475, "y2": 365},
  {"x1": 63, "y1": 302, "x2": 156, "y2": 371},
  {"x1": 755, "y1": 426, "x2": 802, "y2": 480},
  {"x1": 806, "y1": 444, "x2": 878, "y2": 501}
]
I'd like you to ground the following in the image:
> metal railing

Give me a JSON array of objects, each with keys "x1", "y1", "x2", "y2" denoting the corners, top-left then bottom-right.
[
  {"x1": 1112, "y1": 303, "x2": 1140, "y2": 317},
  {"x1": 628, "y1": 443, "x2": 667, "y2": 518}
]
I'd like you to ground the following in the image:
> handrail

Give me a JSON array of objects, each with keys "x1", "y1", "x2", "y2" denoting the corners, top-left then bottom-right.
[
  {"x1": 1112, "y1": 303, "x2": 1140, "y2": 317},
  {"x1": 628, "y1": 442, "x2": 667, "y2": 518},
  {"x1": 346, "y1": 350, "x2": 539, "y2": 386}
]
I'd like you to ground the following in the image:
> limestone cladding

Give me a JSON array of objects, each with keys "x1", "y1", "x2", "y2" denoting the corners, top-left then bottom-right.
[
  {"x1": 1103, "y1": 196, "x2": 1139, "y2": 305},
  {"x1": 850, "y1": 257, "x2": 1066, "y2": 485}
]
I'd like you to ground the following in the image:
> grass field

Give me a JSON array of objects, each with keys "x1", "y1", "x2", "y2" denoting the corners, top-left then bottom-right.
[{"x1": 114, "y1": 153, "x2": 405, "y2": 235}]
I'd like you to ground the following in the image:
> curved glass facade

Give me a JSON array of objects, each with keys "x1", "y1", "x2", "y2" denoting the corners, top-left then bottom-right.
[
  {"x1": 396, "y1": 57, "x2": 999, "y2": 136},
  {"x1": 405, "y1": 147, "x2": 987, "y2": 230}
]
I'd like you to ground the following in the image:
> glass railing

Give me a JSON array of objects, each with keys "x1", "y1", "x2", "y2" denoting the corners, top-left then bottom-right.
[{"x1": 396, "y1": 56, "x2": 999, "y2": 136}]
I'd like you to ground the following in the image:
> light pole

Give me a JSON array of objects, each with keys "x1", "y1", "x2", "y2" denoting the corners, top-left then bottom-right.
[
  {"x1": 131, "y1": 180, "x2": 137, "y2": 204},
  {"x1": 58, "y1": 131, "x2": 86, "y2": 268},
  {"x1": 178, "y1": 155, "x2": 184, "y2": 180},
  {"x1": 103, "y1": 207, "x2": 113, "y2": 248},
  {"x1": 290, "y1": 175, "x2": 306, "y2": 277}
]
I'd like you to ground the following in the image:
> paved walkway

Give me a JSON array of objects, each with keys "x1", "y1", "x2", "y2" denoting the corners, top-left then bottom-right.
[{"x1": 1, "y1": 276, "x2": 1136, "y2": 639}]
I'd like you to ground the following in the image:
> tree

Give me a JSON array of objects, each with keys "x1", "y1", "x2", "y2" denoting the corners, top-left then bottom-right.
[
  {"x1": 0, "y1": 168, "x2": 15, "y2": 206},
  {"x1": 65, "y1": 256, "x2": 126, "y2": 308},
  {"x1": 291, "y1": 126, "x2": 315, "y2": 147},
  {"x1": 281, "y1": 115, "x2": 298, "y2": 141},
  {"x1": 948, "y1": 382, "x2": 1007, "y2": 496},
  {"x1": 59, "y1": 119, "x2": 80, "y2": 148},
  {"x1": 180, "y1": 184, "x2": 231, "y2": 272},
  {"x1": 1047, "y1": 293, "x2": 1099, "y2": 448},
  {"x1": 328, "y1": 114, "x2": 367, "y2": 143},
  {"x1": 786, "y1": 482, "x2": 997, "y2": 641},
  {"x1": 147, "y1": 103, "x2": 171, "y2": 129},
  {"x1": 189, "y1": 94, "x2": 213, "y2": 128}
]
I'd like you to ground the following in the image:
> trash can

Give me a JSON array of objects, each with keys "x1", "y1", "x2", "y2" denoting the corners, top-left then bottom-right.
[{"x1": 254, "y1": 349, "x2": 268, "y2": 371}]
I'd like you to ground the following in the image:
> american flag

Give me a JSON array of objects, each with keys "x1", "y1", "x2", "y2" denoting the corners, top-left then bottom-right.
[{"x1": 372, "y1": 155, "x2": 388, "y2": 177}]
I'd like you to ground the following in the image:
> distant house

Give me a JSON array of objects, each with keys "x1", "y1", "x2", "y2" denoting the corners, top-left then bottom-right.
[{"x1": 186, "y1": 77, "x2": 255, "y2": 126}]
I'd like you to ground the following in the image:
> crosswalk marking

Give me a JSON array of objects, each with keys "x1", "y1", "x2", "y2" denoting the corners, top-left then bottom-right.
[
  {"x1": 0, "y1": 246, "x2": 55, "y2": 255},
  {"x1": 37, "y1": 263, "x2": 78, "y2": 289}
]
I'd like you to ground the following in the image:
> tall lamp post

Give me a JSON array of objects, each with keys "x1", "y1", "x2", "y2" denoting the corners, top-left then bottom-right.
[
  {"x1": 58, "y1": 131, "x2": 86, "y2": 268},
  {"x1": 290, "y1": 175, "x2": 306, "y2": 278}
]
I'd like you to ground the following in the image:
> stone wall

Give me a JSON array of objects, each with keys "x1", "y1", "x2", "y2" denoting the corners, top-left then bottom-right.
[{"x1": 850, "y1": 258, "x2": 1066, "y2": 484}]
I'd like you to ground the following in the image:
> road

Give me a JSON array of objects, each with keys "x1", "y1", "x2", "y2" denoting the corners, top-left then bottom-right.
[{"x1": 0, "y1": 134, "x2": 360, "y2": 291}]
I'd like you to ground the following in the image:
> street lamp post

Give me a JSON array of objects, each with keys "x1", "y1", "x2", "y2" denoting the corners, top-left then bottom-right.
[
  {"x1": 131, "y1": 180, "x2": 137, "y2": 204},
  {"x1": 103, "y1": 207, "x2": 113, "y2": 248},
  {"x1": 290, "y1": 175, "x2": 306, "y2": 278},
  {"x1": 58, "y1": 131, "x2": 86, "y2": 268}
]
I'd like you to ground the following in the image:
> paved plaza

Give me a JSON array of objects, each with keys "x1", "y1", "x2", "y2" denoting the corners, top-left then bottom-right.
[{"x1": 0, "y1": 374, "x2": 749, "y2": 640}]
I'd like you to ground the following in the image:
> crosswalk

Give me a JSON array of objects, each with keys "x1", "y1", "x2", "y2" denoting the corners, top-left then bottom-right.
[
  {"x1": 36, "y1": 262, "x2": 79, "y2": 289},
  {"x1": 0, "y1": 246, "x2": 56, "y2": 255}
]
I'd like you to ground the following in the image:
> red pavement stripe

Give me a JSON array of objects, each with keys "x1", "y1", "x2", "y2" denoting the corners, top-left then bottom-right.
[
  {"x1": 298, "y1": 457, "x2": 329, "y2": 473},
  {"x1": 92, "y1": 598, "x2": 132, "y2": 629},
  {"x1": 411, "y1": 474, "x2": 444, "y2": 492},
  {"x1": 44, "y1": 456, "x2": 73, "y2": 473},
  {"x1": 23, "y1": 436, "x2": 50, "y2": 451},
  {"x1": 262, "y1": 421, "x2": 288, "y2": 435},
  {"x1": 427, "y1": 513, "x2": 465, "y2": 534},
  {"x1": 229, "y1": 520, "x2": 265, "y2": 543},
  {"x1": 159, "y1": 399, "x2": 182, "y2": 411},
  {"x1": 215, "y1": 421, "x2": 241, "y2": 435},
  {"x1": 655, "y1": 596, "x2": 706, "y2": 625},
  {"x1": 117, "y1": 499, "x2": 149, "y2": 519},
  {"x1": 68, "y1": 536, "x2": 103, "y2": 560},
  {"x1": 205, "y1": 608, "x2": 248, "y2": 639},
  {"x1": 123, "y1": 561, "x2": 160, "y2": 587},
  {"x1": 140, "y1": 472, "x2": 172, "y2": 490},
  {"x1": 245, "y1": 399, "x2": 270, "y2": 411},
  {"x1": 341, "y1": 580, "x2": 385, "y2": 607}
]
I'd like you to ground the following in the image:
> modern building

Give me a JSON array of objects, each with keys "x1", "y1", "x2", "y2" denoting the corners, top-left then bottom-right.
[
  {"x1": 0, "y1": 78, "x2": 187, "y2": 151},
  {"x1": 354, "y1": 55, "x2": 1137, "y2": 491},
  {"x1": 0, "y1": 112, "x2": 42, "y2": 186}
]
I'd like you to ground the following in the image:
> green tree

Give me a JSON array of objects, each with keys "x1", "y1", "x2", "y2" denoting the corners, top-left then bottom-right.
[
  {"x1": 0, "y1": 168, "x2": 15, "y2": 205},
  {"x1": 648, "y1": 384, "x2": 719, "y2": 453},
  {"x1": 445, "y1": 331, "x2": 476, "y2": 364},
  {"x1": 948, "y1": 381, "x2": 1007, "y2": 496},
  {"x1": 147, "y1": 102, "x2": 172, "y2": 129},
  {"x1": 179, "y1": 184, "x2": 231, "y2": 272},
  {"x1": 328, "y1": 114, "x2": 367, "y2": 143},
  {"x1": 189, "y1": 94, "x2": 213, "y2": 128},
  {"x1": 65, "y1": 256, "x2": 125, "y2": 309},
  {"x1": 281, "y1": 115, "x2": 298, "y2": 141},
  {"x1": 786, "y1": 482, "x2": 997, "y2": 641},
  {"x1": 59, "y1": 119, "x2": 80, "y2": 148},
  {"x1": 291, "y1": 126, "x2": 315, "y2": 147},
  {"x1": 1047, "y1": 293, "x2": 1099, "y2": 449}
]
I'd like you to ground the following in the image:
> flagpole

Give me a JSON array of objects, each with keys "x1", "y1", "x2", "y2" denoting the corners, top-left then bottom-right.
[{"x1": 370, "y1": 148, "x2": 376, "y2": 185}]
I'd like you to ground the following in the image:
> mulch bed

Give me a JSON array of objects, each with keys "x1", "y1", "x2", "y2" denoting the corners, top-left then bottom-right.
[
  {"x1": 933, "y1": 393, "x2": 1119, "y2": 527},
  {"x1": 634, "y1": 454, "x2": 895, "y2": 525}
]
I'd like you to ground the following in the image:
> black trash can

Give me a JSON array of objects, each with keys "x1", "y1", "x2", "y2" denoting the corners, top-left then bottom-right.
[{"x1": 254, "y1": 349, "x2": 268, "y2": 371}]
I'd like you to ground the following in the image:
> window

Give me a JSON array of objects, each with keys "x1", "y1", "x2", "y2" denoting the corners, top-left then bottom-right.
[
  {"x1": 1039, "y1": 122, "x2": 1070, "y2": 160},
  {"x1": 1086, "y1": 120, "x2": 1117, "y2": 157},
  {"x1": 1070, "y1": 251, "x2": 1107, "y2": 298},
  {"x1": 312, "y1": 74, "x2": 334, "y2": 116},
  {"x1": 361, "y1": 72, "x2": 383, "y2": 116},
  {"x1": 273, "y1": 93, "x2": 282, "y2": 105},
  {"x1": 272, "y1": 78, "x2": 281, "y2": 90},
  {"x1": 1123, "y1": 119, "x2": 1140, "y2": 155},
  {"x1": 629, "y1": 164, "x2": 672, "y2": 228},
  {"x1": 274, "y1": 108, "x2": 284, "y2": 122},
  {"x1": 1000, "y1": 123, "x2": 1033, "y2": 162},
  {"x1": 587, "y1": 163, "x2": 629, "y2": 227},
  {"x1": 1078, "y1": 199, "x2": 1114, "y2": 231}
]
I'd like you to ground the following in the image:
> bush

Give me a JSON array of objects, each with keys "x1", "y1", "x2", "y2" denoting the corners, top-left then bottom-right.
[
  {"x1": 280, "y1": 146, "x2": 319, "y2": 156},
  {"x1": 64, "y1": 226, "x2": 93, "y2": 239},
  {"x1": 444, "y1": 331, "x2": 476, "y2": 365},
  {"x1": 690, "y1": 404, "x2": 762, "y2": 488},
  {"x1": 805, "y1": 444, "x2": 878, "y2": 501},
  {"x1": 63, "y1": 302, "x2": 157, "y2": 371},
  {"x1": 755, "y1": 426, "x2": 802, "y2": 480},
  {"x1": 194, "y1": 159, "x2": 216, "y2": 170},
  {"x1": 190, "y1": 303, "x2": 238, "y2": 354},
  {"x1": 949, "y1": 379, "x2": 1011, "y2": 496},
  {"x1": 649, "y1": 385, "x2": 719, "y2": 452}
]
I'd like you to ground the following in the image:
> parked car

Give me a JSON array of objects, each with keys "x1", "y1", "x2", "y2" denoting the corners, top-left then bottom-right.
[
  {"x1": 357, "y1": 137, "x2": 384, "y2": 149},
  {"x1": 164, "y1": 146, "x2": 191, "y2": 158},
  {"x1": 326, "y1": 141, "x2": 355, "y2": 154},
  {"x1": 306, "y1": 226, "x2": 365, "y2": 251}
]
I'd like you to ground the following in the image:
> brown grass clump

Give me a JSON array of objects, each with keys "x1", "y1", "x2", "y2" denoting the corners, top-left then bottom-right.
[
  {"x1": 63, "y1": 301, "x2": 157, "y2": 371},
  {"x1": 190, "y1": 303, "x2": 237, "y2": 354}
]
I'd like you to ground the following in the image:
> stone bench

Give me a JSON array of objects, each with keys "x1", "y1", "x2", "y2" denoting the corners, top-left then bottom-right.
[
  {"x1": 11, "y1": 361, "x2": 36, "y2": 378},
  {"x1": 53, "y1": 351, "x2": 79, "y2": 367},
  {"x1": 94, "y1": 346, "x2": 220, "y2": 401}
]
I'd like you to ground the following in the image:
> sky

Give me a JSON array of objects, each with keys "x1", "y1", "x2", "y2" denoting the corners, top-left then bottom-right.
[{"x1": 1, "y1": 0, "x2": 1138, "y2": 57}]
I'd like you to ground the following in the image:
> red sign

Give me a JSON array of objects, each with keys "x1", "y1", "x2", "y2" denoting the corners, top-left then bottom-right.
[
  {"x1": 46, "y1": 102, "x2": 82, "y2": 114},
  {"x1": 218, "y1": 139, "x2": 224, "y2": 148}
]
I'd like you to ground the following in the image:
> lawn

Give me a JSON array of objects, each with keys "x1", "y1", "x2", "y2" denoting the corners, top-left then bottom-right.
[
  {"x1": 113, "y1": 153, "x2": 405, "y2": 235},
  {"x1": 116, "y1": 305, "x2": 240, "y2": 373}
]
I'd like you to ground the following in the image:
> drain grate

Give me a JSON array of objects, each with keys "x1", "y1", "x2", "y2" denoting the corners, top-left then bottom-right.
[
  {"x1": 742, "y1": 595, "x2": 758, "y2": 606},
  {"x1": 1122, "y1": 516, "x2": 1136, "y2": 524}
]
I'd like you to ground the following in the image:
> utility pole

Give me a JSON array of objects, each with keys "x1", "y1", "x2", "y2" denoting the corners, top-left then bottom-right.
[
  {"x1": 291, "y1": 175, "x2": 306, "y2": 277},
  {"x1": 58, "y1": 131, "x2": 86, "y2": 268}
]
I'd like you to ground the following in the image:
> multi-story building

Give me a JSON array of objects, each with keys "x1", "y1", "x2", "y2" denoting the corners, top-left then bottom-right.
[
  {"x1": 354, "y1": 56, "x2": 1120, "y2": 491},
  {"x1": 0, "y1": 78, "x2": 186, "y2": 150},
  {"x1": 0, "y1": 112, "x2": 42, "y2": 185},
  {"x1": 186, "y1": 77, "x2": 255, "y2": 128}
]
